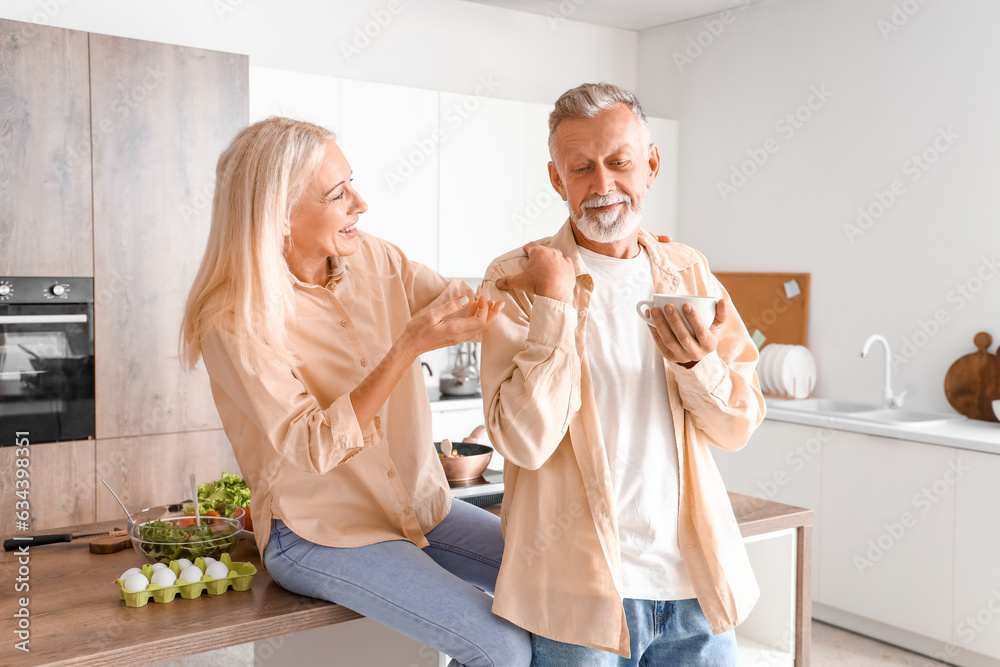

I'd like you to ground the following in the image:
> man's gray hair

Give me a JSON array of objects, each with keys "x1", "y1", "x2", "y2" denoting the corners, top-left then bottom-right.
[{"x1": 547, "y1": 82, "x2": 650, "y2": 161}]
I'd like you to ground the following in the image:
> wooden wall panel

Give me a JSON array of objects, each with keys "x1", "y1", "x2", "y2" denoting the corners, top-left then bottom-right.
[
  {"x1": 0, "y1": 439, "x2": 96, "y2": 534},
  {"x1": 89, "y1": 34, "x2": 248, "y2": 438},
  {"x1": 94, "y1": 429, "x2": 240, "y2": 522},
  {"x1": 0, "y1": 19, "x2": 93, "y2": 276}
]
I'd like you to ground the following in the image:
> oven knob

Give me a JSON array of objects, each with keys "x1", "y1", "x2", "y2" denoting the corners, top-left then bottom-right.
[
  {"x1": 0, "y1": 284, "x2": 10, "y2": 297},
  {"x1": 50, "y1": 284, "x2": 66, "y2": 297}
]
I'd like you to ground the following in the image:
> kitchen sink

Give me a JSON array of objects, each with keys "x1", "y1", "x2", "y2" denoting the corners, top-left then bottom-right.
[
  {"x1": 768, "y1": 399, "x2": 965, "y2": 427},
  {"x1": 848, "y1": 408, "x2": 963, "y2": 427},
  {"x1": 770, "y1": 398, "x2": 877, "y2": 414}
]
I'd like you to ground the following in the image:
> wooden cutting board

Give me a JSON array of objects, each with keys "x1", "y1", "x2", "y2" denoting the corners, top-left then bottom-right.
[{"x1": 944, "y1": 332, "x2": 1000, "y2": 422}]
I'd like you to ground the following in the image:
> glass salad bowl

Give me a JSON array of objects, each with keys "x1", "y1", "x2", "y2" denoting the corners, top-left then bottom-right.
[{"x1": 127, "y1": 504, "x2": 245, "y2": 564}]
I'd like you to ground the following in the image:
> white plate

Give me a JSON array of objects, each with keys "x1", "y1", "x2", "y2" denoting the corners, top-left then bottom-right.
[
  {"x1": 773, "y1": 345, "x2": 794, "y2": 397},
  {"x1": 762, "y1": 344, "x2": 786, "y2": 396},
  {"x1": 783, "y1": 346, "x2": 815, "y2": 399},
  {"x1": 755, "y1": 345, "x2": 773, "y2": 394}
]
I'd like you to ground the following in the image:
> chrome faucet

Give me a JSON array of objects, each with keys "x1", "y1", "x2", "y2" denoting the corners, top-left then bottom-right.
[{"x1": 861, "y1": 334, "x2": 906, "y2": 408}]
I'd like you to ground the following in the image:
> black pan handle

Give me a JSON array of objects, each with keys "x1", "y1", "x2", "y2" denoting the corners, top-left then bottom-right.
[{"x1": 3, "y1": 534, "x2": 72, "y2": 551}]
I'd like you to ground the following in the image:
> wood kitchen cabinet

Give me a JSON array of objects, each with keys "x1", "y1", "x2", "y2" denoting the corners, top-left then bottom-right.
[
  {"x1": 90, "y1": 34, "x2": 247, "y2": 439},
  {"x1": 94, "y1": 429, "x2": 240, "y2": 522},
  {"x1": 0, "y1": 439, "x2": 95, "y2": 533},
  {"x1": 0, "y1": 19, "x2": 93, "y2": 277}
]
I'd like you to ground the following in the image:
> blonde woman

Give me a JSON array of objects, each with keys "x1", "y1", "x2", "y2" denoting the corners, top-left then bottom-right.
[{"x1": 181, "y1": 117, "x2": 529, "y2": 666}]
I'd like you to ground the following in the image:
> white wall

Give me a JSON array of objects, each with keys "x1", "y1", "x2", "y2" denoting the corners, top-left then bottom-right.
[
  {"x1": 638, "y1": 0, "x2": 1000, "y2": 412},
  {"x1": 0, "y1": 0, "x2": 636, "y2": 105}
]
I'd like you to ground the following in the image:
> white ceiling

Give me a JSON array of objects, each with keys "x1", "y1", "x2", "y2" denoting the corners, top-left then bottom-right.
[{"x1": 462, "y1": 0, "x2": 768, "y2": 31}]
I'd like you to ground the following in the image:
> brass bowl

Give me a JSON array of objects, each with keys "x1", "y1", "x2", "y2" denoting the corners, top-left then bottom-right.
[{"x1": 436, "y1": 443, "x2": 493, "y2": 482}]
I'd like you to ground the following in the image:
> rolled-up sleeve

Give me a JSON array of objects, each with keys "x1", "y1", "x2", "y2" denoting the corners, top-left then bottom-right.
[
  {"x1": 480, "y1": 266, "x2": 581, "y2": 470},
  {"x1": 202, "y1": 328, "x2": 374, "y2": 475},
  {"x1": 671, "y1": 269, "x2": 765, "y2": 451}
]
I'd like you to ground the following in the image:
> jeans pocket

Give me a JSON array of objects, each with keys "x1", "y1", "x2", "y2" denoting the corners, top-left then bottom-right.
[{"x1": 271, "y1": 519, "x2": 306, "y2": 554}]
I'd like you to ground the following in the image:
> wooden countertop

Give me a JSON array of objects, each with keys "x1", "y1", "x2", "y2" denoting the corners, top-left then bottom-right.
[{"x1": 0, "y1": 493, "x2": 811, "y2": 666}]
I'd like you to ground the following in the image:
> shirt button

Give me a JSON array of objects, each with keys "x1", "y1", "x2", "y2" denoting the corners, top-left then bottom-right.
[
  {"x1": 387, "y1": 469, "x2": 396, "y2": 478},
  {"x1": 360, "y1": 359, "x2": 368, "y2": 367},
  {"x1": 403, "y1": 507, "x2": 413, "y2": 515},
  {"x1": 341, "y1": 320, "x2": 349, "y2": 327}
]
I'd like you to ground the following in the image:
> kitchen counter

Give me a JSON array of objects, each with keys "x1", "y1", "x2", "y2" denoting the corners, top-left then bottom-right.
[
  {"x1": 765, "y1": 398, "x2": 1000, "y2": 454},
  {"x1": 0, "y1": 493, "x2": 811, "y2": 666}
]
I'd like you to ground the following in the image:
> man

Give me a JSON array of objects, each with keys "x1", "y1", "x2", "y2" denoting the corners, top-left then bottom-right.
[{"x1": 479, "y1": 83, "x2": 764, "y2": 665}]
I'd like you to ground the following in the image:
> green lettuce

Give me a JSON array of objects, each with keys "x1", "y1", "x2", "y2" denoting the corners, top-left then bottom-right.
[{"x1": 197, "y1": 472, "x2": 251, "y2": 516}]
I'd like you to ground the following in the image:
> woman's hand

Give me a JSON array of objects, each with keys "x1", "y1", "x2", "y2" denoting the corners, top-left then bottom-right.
[{"x1": 399, "y1": 295, "x2": 504, "y2": 360}]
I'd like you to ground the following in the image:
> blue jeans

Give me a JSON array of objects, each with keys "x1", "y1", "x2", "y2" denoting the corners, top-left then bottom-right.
[
  {"x1": 531, "y1": 598, "x2": 739, "y2": 667},
  {"x1": 263, "y1": 499, "x2": 530, "y2": 667}
]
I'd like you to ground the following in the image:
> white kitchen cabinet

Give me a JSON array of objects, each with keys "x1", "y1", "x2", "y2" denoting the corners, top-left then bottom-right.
[
  {"x1": 521, "y1": 102, "x2": 569, "y2": 241},
  {"x1": 438, "y1": 93, "x2": 527, "y2": 278},
  {"x1": 713, "y1": 419, "x2": 825, "y2": 601},
  {"x1": 249, "y1": 66, "x2": 340, "y2": 131},
  {"x1": 645, "y1": 116, "x2": 679, "y2": 239},
  {"x1": 819, "y1": 430, "x2": 955, "y2": 643},
  {"x1": 338, "y1": 79, "x2": 440, "y2": 268},
  {"x1": 953, "y1": 448, "x2": 1000, "y2": 661}
]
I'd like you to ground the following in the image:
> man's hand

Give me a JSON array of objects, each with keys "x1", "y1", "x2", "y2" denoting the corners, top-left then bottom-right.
[
  {"x1": 647, "y1": 299, "x2": 728, "y2": 367},
  {"x1": 495, "y1": 243, "x2": 576, "y2": 304}
]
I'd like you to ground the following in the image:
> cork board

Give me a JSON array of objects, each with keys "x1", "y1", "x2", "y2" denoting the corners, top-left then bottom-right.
[{"x1": 714, "y1": 272, "x2": 810, "y2": 348}]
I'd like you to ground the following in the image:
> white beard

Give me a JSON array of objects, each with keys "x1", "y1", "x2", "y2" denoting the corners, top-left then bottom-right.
[{"x1": 570, "y1": 194, "x2": 644, "y2": 244}]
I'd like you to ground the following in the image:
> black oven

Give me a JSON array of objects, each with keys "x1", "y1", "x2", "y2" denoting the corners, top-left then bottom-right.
[{"x1": 0, "y1": 277, "x2": 95, "y2": 445}]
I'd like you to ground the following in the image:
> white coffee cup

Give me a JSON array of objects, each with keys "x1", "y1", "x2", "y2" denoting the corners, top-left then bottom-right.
[{"x1": 635, "y1": 294, "x2": 720, "y2": 334}]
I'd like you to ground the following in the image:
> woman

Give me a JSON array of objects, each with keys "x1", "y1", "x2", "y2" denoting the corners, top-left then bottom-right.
[{"x1": 180, "y1": 117, "x2": 529, "y2": 666}]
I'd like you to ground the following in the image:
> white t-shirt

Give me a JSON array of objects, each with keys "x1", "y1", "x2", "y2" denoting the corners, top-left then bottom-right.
[{"x1": 578, "y1": 245, "x2": 696, "y2": 601}]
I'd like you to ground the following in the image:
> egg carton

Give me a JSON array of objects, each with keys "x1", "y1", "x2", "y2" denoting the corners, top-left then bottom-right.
[{"x1": 114, "y1": 553, "x2": 256, "y2": 608}]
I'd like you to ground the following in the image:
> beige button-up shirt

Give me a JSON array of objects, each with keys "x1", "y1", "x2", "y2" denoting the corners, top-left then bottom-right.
[
  {"x1": 479, "y1": 221, "x2": 764, "y2": 657},
  {"x1": 201, "y1": 233, "x2": 469, "y2": 558}
]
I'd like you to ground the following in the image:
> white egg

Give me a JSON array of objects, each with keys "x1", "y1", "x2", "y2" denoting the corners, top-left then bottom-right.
[
  {"x1": 176, "y1": 558, "x2": 193, "y2": 570},
  {"x1": 123, "y1": 572, "x2": 149, "y2": 592},
  {"x1": 150, "y1": 568, "x2": 177, "y2": 587},
  {"x1": 120, "y1": 567, "x2": 141, "y2": 581},
  {"x1": 179, "y1": 565, "x2": 204, "y2": 583},
  {"x1": 203, "y1": 557, "x2": 218, "y2": 566},
  {"x1": 151, "y1": 563, "x2": 168, "y2": 571},
  {"x1": 204, "y1": 561, "x2": 230, "y2": 580}
]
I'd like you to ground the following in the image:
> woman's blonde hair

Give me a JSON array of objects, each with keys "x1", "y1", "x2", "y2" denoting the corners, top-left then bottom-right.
[{"x1": 180, "y1": 117, "x2": 335, "y2": 374}]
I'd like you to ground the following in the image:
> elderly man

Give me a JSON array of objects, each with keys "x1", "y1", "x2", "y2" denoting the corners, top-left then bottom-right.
[{"x1": 479, "y1": 83, "x2": 764, "y2": 665}]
